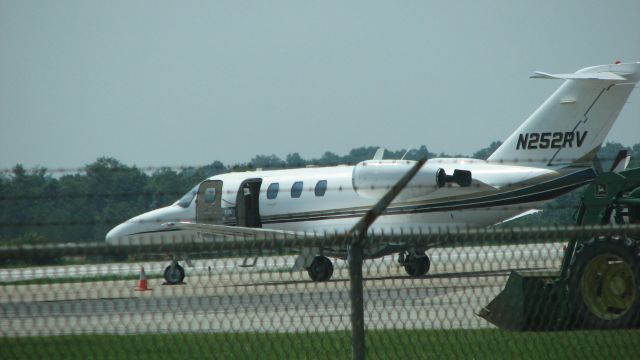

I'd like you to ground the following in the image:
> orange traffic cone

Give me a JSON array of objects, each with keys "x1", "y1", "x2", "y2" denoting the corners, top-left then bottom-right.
[{"x1": 135, "y1": 266, "x2": 152, "y2": 291}]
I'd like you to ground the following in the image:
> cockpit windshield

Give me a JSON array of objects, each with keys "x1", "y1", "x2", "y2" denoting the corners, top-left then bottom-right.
[{"x1": 177, "y1": 185, "x2": 199, "y2": 208}]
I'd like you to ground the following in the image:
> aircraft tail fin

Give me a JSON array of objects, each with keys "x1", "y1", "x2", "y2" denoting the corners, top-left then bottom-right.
[{"x1": 487, "y1": 62, "x2": 640, "y2": 167}]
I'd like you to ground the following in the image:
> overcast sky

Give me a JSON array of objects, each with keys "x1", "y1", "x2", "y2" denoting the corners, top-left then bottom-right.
[{"x1": 1, "y1": 0, "x2": 639, "y2": 171}]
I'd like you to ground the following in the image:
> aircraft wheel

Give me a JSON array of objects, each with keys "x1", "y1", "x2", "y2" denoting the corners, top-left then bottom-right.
[
  {"x1": 164, "y1": 263, "x2": 185, "y2": 284},
  {"x1": 629, "y1": 204, "x2": 640, "y2": 224},
  {"x1": 307, "y1": 256, "x2": 334, "y2": 282},
  {"x1": 403, "y1": 252, "x2": 431, "y2": 277},
  {"x1": 568, "y1": 236, "x2": 640, "y2": 329}
]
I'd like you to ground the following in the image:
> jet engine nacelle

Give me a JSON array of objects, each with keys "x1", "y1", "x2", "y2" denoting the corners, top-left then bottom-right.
[
  {"x1": 351, "y1": 160, "x2": 442, "y2": 200},
  {"x1": 353, "y1": 160, "x2": 473, "y2": 200}
]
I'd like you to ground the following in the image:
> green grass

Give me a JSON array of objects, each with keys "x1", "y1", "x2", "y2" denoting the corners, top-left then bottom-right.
[
  {"x1": 1, "y1": 329, "x2": 639, "y2": 359},
  {"x1": 0, "y1": 274, "x2": 163, "y2": 286}
]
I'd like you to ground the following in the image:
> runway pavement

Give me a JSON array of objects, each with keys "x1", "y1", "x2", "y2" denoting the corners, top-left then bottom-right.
[{"x1": 0, "y1": 243, "x2": 564, "y2": 337}]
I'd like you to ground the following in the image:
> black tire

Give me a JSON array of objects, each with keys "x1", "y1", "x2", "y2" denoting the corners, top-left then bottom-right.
[
  {"x1": 568, "y1": 236, "x2": 640, "y2": 329},
  {"x1": 404, "y1": 253, "x2": 431, "y2": 277},
  {"x1": 164, "y1": 264, "x2": 185, "y2": 284},
  {"x1": 629, "y1": 204, "x2": 640, "y2": 224},
  {"x1": 307, "y1": 256, "x2": 334, "y2": 282}
]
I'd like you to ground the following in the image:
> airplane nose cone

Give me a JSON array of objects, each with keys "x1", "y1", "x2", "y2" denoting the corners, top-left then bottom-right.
[
  {"x1": 105, "y1": 222, "x2": 132, "y2": 245},
  {"x1": 105, "y1": 205, "x2": 195, "y2": 245}
]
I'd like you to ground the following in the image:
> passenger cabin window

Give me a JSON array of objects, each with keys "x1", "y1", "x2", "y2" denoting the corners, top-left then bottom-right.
[
  {"x1": 267, "y1": 183, "x2": 279, "y2": 199},
  {"x1": 291, "y1": 181, "x2": 303, "y2": 198},
  {"x1": 315, "y1": 180, "x2": 327, "y2": 197},
  {"x1": 203, "y1": 188, "x2": 217, "y2": 204}
]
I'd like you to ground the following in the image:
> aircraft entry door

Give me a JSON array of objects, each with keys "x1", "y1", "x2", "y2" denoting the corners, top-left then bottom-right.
[
  {"x1": 236, "y1": 178, "x2": 262, "y2": 228},
  {"x1": 196, "y1": 180, "x2": 223, "y2": 224}
]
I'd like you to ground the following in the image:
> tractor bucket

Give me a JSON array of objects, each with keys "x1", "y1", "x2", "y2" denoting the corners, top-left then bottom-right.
[{"x1": 478, "y1": 270, "x2": 570, "y2": 331}]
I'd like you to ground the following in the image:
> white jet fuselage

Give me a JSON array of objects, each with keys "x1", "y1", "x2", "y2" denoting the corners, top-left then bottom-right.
[{"x1": 106, "y1": 158, "x2": 593, "y2": 244}]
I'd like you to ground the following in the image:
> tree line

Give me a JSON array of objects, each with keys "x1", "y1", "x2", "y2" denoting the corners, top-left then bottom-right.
[{"x1": 1, "y1": 142, "x2": 638, "y2": 244}]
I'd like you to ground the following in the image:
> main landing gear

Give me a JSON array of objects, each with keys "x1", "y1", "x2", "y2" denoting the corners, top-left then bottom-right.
[
  {"x1": 305, "y1": 251, "x2": 431, "y2": 282},
  {"x1": 306, "y1": 255, "x2": 334, "y2": 282},
  {"x1": 398, "y1": 251, "x2": 431, "y2": 277}
]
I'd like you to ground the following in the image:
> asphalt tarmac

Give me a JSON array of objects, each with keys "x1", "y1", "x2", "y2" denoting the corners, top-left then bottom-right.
[{"x1": 0, "y1": 243, "x2": 564, "y2": 336}]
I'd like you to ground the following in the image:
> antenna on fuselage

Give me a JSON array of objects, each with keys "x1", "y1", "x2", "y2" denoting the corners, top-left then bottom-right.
[
  {"x1": 372, "y1": 148, "x2": 386, "y2": 160},
  {"x1": 400, "y1": 146, "x2": 413, "y2": 160}
]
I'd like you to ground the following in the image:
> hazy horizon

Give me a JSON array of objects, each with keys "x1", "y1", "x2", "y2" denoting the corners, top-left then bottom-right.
[{"x1": 2, "y1": 1, "x2": 639, "y2": 171}]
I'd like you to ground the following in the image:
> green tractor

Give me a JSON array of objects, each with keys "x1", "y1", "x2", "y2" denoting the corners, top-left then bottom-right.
[{"x1": 479, "y1": 164, "x2": 640, "y2": 330}]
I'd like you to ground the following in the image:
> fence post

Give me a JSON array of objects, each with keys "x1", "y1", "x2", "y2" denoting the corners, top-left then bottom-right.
[{"x1": 349, "y1": 242, "x2": 365, "y2": 360}]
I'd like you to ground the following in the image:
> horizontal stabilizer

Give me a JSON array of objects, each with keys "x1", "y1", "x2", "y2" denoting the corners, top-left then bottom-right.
[{"x1": 530, "y1": 71, "x2": 628, "y2": 81}]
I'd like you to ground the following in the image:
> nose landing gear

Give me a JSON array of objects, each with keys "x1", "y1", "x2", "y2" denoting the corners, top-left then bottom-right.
[{"x1": 164, "y1": 260, "x2": 185, "y2": 285}]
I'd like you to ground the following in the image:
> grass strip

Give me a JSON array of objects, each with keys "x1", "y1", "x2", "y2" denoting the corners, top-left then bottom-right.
[{"x1": 1, "y1": 328, "x2": 639, "y2": 359}]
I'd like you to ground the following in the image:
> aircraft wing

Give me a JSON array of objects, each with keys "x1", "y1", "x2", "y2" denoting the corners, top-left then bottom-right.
[
  {"x1": 493, "y1": 209, "x2": 542, "y2": 225},
  {"x1": 164, "y1": 221, "x2": 311, "y2": 240}
]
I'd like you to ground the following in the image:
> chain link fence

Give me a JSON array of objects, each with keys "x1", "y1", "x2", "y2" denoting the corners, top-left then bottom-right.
[
  {"x1": 2, "y1": 154, "x2": 640, "y2": 358},
  {"x1": 2, "y1": 225, "x2": 640, "y2": 359}
]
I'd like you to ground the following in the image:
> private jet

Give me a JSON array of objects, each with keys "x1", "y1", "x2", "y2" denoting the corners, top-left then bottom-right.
[{"x1": 106, "y1": 61, "x2": 640, "y2": 284}]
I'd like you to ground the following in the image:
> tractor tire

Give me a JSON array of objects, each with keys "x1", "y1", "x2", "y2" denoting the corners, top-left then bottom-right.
[
  {"x1": 629, "y1": 204, "x2": 640, "y2": 224},
  {"x1": 568, "y1": 236, "x2": 640, "y2": 329}
]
